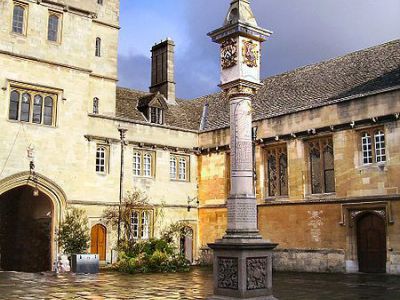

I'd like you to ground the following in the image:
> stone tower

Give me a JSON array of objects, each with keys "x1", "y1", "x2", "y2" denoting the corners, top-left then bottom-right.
[
  {"x1": 208, "y1": 0, "x2": 278, "y2": 299},
  {"x1": 150, "y1": 39, "x2": 176, "y2": 104}
]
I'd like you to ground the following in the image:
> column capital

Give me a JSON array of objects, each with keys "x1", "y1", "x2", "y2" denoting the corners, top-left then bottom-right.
[{"x1": 221, "y1": 79, "x2": 262, "y2": 98}]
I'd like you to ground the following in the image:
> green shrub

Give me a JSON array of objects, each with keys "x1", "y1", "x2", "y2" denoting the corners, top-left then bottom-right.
[{"x1": 114, "y1": 238, "x2": 190, "y2": 274}]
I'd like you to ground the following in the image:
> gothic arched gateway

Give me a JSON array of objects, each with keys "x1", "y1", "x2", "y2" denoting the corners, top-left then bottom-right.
[
  {"x1": 0, "y1": 172, "x2": 66, "y2": 272},
  {"x1": 357, "y1": 213, "x2": 387, "y2": 273}
]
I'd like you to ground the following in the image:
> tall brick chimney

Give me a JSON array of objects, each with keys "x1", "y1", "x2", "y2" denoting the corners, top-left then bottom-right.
[{"x1": 150, "y1": 38, "x2": 176, "y2": 105}]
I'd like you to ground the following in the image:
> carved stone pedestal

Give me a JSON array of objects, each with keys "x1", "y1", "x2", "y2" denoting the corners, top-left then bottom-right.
[{"x1": 208, "y1": 240, "x2": 278, "y2": 300}]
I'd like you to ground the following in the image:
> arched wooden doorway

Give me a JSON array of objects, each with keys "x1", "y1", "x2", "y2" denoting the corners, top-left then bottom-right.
[
  {"x1": 0, "y1": 185, "x2": 53, "y2": 272},
  {"x1": 91, "y1": 224, "x2": 107, "y2": 261},
  {"x1": 180, "y1": 227, "x2": 193, "y2": 264},
  {"x1": 357, "y1": 213, "x2": 387, "y2": 273}
]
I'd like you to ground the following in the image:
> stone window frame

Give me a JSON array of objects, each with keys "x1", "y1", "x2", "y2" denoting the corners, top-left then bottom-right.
[
  {"x1": 357, "y1": 126, "x2": 387, "y2": 166},
  {"x1": 132, "y1": 149, "x2": 156, "y2": 178},
  {"x1": 47, "y1": 10, "x2": 62, "y2": 44},
  {"x1": 305, "y1": 136, "x2": 336, "y2": 195},
  {"x1": 170, "y1": 154, "x2": 190, "y2": 182},
  {"x1": 264, "y1": 143, "x2": 289, "y2": 198},
  {"x1": 11, "y1": 1, "x2": 28, "y2": 36},
  {"x1": 97, "y1": 0, "x2": 104, "y2": 5},
  {"x1": 130, "y1": 209, "x2": 154, "y2": 241},
  {"x1": 95, "y1": 144, "x2": 109, "y2": 175},
  {"x1": 8, "y1": 84, "x2": 58, "y2": 127}
]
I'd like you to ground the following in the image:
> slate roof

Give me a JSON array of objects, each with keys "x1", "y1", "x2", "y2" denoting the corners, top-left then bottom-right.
[{"x1": 116, "y1": 39, "x2": 400, "y2": 132}]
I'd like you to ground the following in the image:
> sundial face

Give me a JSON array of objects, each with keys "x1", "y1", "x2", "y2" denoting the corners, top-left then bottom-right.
[
  {"x1": 221, "y1": 38, "x2": 237, "y2": 69},
  {"x1": 242, "y1": 40, "x2": 258, "y2": 68}
]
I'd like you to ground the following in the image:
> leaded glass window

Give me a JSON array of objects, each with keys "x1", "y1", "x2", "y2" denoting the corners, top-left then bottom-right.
[
  {"x1": 133, "y1": 152, "x2": 141, "y2": 176},
  {"x1": 133, "y1": 151, "x2": 154, "y2": 177},
  {"x1": 8, "y1": 88, "x2": 57, "y2": 125},
  {"x1": 178, "y1": 158, "x2": 187, "y2": 180},
  {"x1": 12, "y1": 5, "x2": 25, "y2": 34},
  {"x1": 143, "y1": 153, "x2": 152, "y2": 177},
  {"x1": 361, "y1": 132, "x2": 373, "y2": 164},
  {"x1": 374, "y1": 130, "x2": 386, "y2": 163},
  {"x1": 170, "y1": 157, "x2": 177, "y2": 179},
  {"x1": 265, "y1": 145, "x2": 288, "y2": 197},
  {"x1": 44, "y1": 96, "x2": 54, "y2": 126},
  {"x1": 96, "y1": 146, "x2": 106, "y2": 173},
  {"x1": 141, "y1": 211, "x2": 149, "y2": 239},
  {"x1": 20, "y1": 93, "x2": 31, "y2": 122},
  {"x1": 308, "y1": 137, "x2": 335, "y2": 194},
  {"x1": 130, "y1": 210, "x2": 152, "y2": 241},
  {"x1": 131, "y1": 211, "x2": 139, "y2": 239},
  {"x1": 48, "y1": 14, "x2": 59, "y2": 42},
  {"x1": 33, "y1": 95, "x2": 43, "y2": 124},
  {"x1": 9, "y1": 90, "x2": 20, "y2": 120},
  {"x1": 360, "y1": 128, "x2": 387, "y2": 164}
]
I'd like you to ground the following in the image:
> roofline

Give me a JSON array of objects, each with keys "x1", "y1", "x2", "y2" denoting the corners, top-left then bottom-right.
[
  {"x1": 89, "y1": 113, "x2": 200, "y2": 134},
  {"x1": 199, "y1": 85, "x2": 400, "y2": 133}
]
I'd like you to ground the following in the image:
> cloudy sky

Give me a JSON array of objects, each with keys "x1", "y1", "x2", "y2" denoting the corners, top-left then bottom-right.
[{"x1": 118, "y1": 0, "x2": 400, "y2": 99}]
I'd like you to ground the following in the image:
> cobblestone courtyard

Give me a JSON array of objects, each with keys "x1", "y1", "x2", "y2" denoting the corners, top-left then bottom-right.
[{"x1": 1, "y1": 268, "x2": 400, "y2": 300}]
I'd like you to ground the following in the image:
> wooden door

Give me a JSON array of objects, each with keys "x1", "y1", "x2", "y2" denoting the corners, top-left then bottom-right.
[
  {"x1": 357, "y1": 213, "x2": 386, "y2": 273},
  {"x1": 91, "y1": 224, "x2": 106, "y2": 261}
]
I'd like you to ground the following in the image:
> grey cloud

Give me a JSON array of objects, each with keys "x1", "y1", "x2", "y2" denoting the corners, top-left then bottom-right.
[{"x1": 118, "y1": 0, "x2": 400, "y2": 98}]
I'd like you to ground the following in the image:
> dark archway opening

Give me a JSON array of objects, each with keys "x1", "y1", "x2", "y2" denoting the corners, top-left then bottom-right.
[
  {"x1": 357, "y1": 213, "x2": 387, "y2": 273},
  {"x1": 0, "y1": 186, "x2": 53, "y2": 272}
]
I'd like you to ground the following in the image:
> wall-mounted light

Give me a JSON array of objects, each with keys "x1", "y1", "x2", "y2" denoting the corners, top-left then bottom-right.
[{"x1": 187, "y1": 196, "x2": 199, "y2": 212}]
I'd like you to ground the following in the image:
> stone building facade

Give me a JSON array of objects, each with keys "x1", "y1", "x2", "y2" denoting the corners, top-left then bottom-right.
[{"x1": 0, "y1": 0, "x2": 399, "y2": 274}]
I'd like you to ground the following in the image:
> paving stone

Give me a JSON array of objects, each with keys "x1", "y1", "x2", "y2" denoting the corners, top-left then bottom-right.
[{"x1": 1, "y1": 269, "x2": 400, "y2": 299}]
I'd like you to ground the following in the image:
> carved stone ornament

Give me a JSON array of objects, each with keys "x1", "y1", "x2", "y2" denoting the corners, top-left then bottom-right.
[
  {"x1": 247, "y1": 257, "x2": 268, "y2": 290},
  {"x1": 226, "y1": 85, "x2": 255, "y2": 97},
  {"x1": 221, "y1": 38, "x2": 238, "y2": 69},
  {"x1": 217, "y1": 257, "x2": 239, "y2": 290},
  {"x1": 242, "y1": 40, "x2": 258, "y2": 68}
]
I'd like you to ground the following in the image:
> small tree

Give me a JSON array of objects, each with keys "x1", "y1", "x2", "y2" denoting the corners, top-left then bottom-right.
[{"x1": 58, "y1": 208, "x2": 90, "y2": 255}]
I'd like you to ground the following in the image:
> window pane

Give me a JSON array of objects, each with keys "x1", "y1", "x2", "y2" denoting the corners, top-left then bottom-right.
[
  {"x1": 374, "y1": 131, "x2": 386, "y2": 163},
  {"x1": 48, "y1": 15, "x2": 59, "y2": 42},
  {"x1": 44, "y1": 96, "x2": 53, "y2": 125},
  {"x1": 179, "y1": 158, "x2": 187, "y2": 180},
  {"x1": 9, "y1": 90, "x2": 20, "y2": 120},
  {"x1": 144, "y1": 153, "x2": 152, "y2": 177},
  {"x1": 170, "y1": 157, "x2": 177, "y2": 179},
  {"x1": 141, "y1": 211, "x2": 150, "y2": 239},
  {"x1": 12, "y1": 5, "x2": 24, "y2": 34},
  {"x1": 96, "y1": 147, "x2": 106, "y2": 173},
  {"x1": 267, "y1": 154, "x2": 277, "y2": 197},
  {"x1": 133, "y1": 152, "x2": 141, "y2": 176},
  {"x1": 131, "y1": 211, "x2": 139, "y2": 239},
  {"x1": 33, "y1": 95, "x2": 43, "y2": 124},
  {"x1": 279, "y1": 153, "x2": 288, "y2": 196},
  {"x1": 323, "y1": 145, "x2": 335, "y2": 193},
  {"x1": 361, "y1": 133, "x2": 373, "y2": 164},
  {"x1": 20, "y1": 93, "x2": 31, "y2": 122},
  {"x1": 310, "y1": 148, "x2": 322, "y2": 194}
]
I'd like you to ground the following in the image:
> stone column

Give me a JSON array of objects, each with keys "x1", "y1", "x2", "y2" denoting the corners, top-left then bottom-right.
[{"x1": 226, "y1": 88, "x2": 259, "y2": 239}]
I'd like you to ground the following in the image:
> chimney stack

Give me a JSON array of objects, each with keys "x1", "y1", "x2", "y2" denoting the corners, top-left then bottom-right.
[{"x1": 150, "y1": 38, "x2": 176, "y2": 104}]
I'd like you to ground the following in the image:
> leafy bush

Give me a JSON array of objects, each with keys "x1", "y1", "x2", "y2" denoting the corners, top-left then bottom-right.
[
  {"x1": 114, "y1": 238, "x2": 190, "y2": 274},
  {"x1": 58, "y1": 208, "x2": 90, "y2": 255}
]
